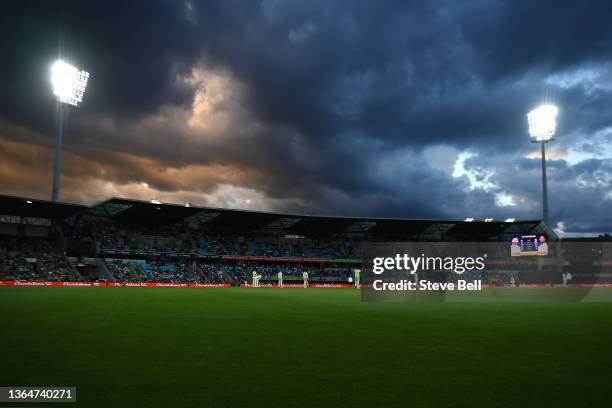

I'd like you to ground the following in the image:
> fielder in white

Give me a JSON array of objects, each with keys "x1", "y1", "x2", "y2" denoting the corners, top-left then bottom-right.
[
  {"x1": 252, "y1": 270, "x2": 262, "y2": 287},
  {"x1": 277, "y1": 271, "x2": 283, "y2": 288},
  {"x1": 354, "y1": 268, "x2": 361, "y2": 288},
  {"x1": 562, "y1": 271, "x2": 572, "y2": 287},
  {"x1": 302, "y1": 271, "x2": 309, "y2": 288}
]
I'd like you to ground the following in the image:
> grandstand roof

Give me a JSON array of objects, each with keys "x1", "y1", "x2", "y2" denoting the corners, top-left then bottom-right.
[
  {"x1": 84, "y1": 197, "x2": 545, "y2": 238},
  {"x1": 0, "y1": 194, "x2": 87, "y2": 219},
  {"x1": 0, "y1": 194, "x2": 546, "y2": 237},
  {"x1": 87, "y1": 197, "x2": 201, "y2": 222}
]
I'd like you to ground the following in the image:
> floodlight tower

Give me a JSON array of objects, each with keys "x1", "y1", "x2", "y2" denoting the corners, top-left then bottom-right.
[
  {"x1": 527, "y1": 104, "x2": 558, "y2": 226},
  {"x1": 50, "y1": 60, "x2": 90, "y2": 202}
]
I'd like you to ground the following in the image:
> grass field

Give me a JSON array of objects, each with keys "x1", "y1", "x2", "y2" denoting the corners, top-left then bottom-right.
[{"x1": 2, "y1": 287, "x2": 612, "y2": 407}]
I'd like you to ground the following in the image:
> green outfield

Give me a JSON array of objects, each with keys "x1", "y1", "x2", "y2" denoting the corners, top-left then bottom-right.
[{"x1": 1, "y1": 287, "x2": 612, "y2": 407}]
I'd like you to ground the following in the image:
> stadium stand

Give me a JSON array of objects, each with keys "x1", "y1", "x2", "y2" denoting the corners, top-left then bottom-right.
[
  {"x1": 0, "y1": 194, "x2": 559, "y2": 284},
  {"x1": 0, "y1": 236, "x2": 81, "y2": 281}
]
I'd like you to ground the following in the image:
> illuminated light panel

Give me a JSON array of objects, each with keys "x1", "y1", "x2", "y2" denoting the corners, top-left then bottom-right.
[
  {"x1": 527, "y1": 104, "x2": 558, "y2": 142},
  {"x1": 51, "y1": 60, "x2": 90, "y2": 107}
]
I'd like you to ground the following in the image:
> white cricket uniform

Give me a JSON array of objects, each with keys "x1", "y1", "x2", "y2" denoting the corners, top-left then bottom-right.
[
  {"x1": 277, "y1": 271, "x2": 283, "y2": 287},
  {"x1": 354, "y1": 269, "x2": 361, "y2": 288},
  {"x1": 252, "y1": 271, "x2": 262, "y2": 287},
  {"x1": 562, "y1": 272, "x2": 572, "y2": 287},
  {"x1": 303, "y1": 271, "x2": 309, "y2": 288}
]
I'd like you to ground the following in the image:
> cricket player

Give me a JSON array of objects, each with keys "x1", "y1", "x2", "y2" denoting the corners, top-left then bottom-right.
[
  {"x1": 302, "y1": 271, "x2": 309, "y2": 288},
  {"x1": 537, "y1": 235, "x2": 549, "y2": 256},
  {"x1": 252, "y1": 270, "x2": 262, "y2": 287},
  {"x1": 277, "y1": 271, "x2": 283, "y2": 287},
  {"x1": 562, "y1": 271, "x2": 572, "y2": 287},
  {"x1": 510, "y1": 237, "x2": 521, "y2": 257},
  {"x1": 354, "y1": 268, "x2": 361, "y2": 288}
]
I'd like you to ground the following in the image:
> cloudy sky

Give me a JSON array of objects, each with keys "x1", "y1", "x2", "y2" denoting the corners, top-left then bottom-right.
[{"x1": 1, "y1": 0, "x2": 611, "y2": 235}]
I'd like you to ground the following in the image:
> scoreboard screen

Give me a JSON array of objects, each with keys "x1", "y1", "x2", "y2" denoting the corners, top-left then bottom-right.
[{"x1": 510, "y1": 234, "x2": 548, "y2": 257}]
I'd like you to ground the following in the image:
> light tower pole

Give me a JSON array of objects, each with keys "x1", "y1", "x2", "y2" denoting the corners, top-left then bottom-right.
[
  {"x1": 52, "y1": 102, "x2": 65, "y2": 202},
  {"x1": 527, "y1": 104, "x2": 558, "y2": 226},
  {"x1": 50, "y1": 60, "x2": 90, "y2": 202}
]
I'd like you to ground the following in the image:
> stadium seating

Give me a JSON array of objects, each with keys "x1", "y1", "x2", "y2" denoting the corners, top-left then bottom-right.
[
  {"x1": 0, "y1": 194, "x2": 566, "y2": 285},
  {"x1": 0, "y1": 236, "x2": 81, "y2": 281}
]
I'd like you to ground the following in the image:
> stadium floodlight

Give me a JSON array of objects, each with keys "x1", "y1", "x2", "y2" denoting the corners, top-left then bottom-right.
[
  {"x1": 527, "y1": 104, "x2": 557, "y2": 226},
  {"x1": 51, "y1": 60, "x2": 90, "y2": 107},
  {"x1": 504, "y1": 218, "x2": 516, "y2": 222},
  {"x1": 50, "y1": 60, "x2": 90, "y2": 202},
  {"x1": 26, "y1": 200, "x2": 33, "y2": 204},
  {"x1": 527, "y1": 104, "x2": 557, "y2": 142},
  {"x1": 464, "y1": 218, "x2": 474, "y2": 222},
  {"x1": 484, "y1": 218, "x2": 494, "y2": 222}
]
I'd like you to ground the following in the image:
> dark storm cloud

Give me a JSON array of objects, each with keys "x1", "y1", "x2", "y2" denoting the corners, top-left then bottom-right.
[
  {"x1": 0, "y1": 0, "x2": 200, "y2": 130},
  {"x1": 460, "y1": 1, "x2": 612, "y2": 80},
  {"x1": 1, "y1": 0, "x2": 611, "y2": 234}
]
